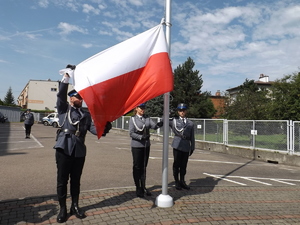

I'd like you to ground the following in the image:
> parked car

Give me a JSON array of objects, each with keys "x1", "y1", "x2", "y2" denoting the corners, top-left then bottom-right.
[
  {"x1": 42, "y1": 113, "x2": 59, "y2": 127},
  {"x1": 0, "y1": 112, "x2": 8, "y2": 123}
]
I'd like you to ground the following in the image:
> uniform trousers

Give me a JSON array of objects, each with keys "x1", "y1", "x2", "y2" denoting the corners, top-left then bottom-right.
[
  {"x1": 24, "y1": 124, "x2": 33, "y2": 136},
  {"x1": 131, "y1": 146, "x2": 150, "y2": 186},
  {"x1": 56, "y1": 149, "x2": 85, "y2": 199},
  {"x1": 173, "y1": 148, "x2": 189, "y2": 180}
]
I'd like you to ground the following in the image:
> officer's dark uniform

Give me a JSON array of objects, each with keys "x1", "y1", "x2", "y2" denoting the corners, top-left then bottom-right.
[
  {"x1": 129, "y1": 103, "x2": 162, "y2": 197},
  {"x1": 23, "y1": 109, "x2": 34, "y2": 139},
  {"x1": 169, "y1": 103, "x2": 195, "y2": 190},
  {"x1": 53, "y1": 73, "x2": 98, "y2": 223}
]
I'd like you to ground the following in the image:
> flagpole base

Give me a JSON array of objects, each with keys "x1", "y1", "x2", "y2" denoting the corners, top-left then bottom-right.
[{"x1": 155, "y1": 194, "x2": 173, "y2": 208}]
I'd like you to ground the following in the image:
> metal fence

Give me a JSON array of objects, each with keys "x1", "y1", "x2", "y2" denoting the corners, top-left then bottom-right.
[
  {"x1": 113, "y1": 117, "x2": 300, "y2": 156},
  {"x1": 2, "y1": 105, "x2": 300, "y2": 156}
]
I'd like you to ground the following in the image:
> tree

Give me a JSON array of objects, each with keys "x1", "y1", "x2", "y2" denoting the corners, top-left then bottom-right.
[
  {"x1": 3, "y1": 86, "x2": 16, "y2": 106},
  {"x1": 145, "y1": 95, "x2": 164, "y2": 117},
  {"x1": 170, "y1": 57, "x2": 215, "y2": 118},
  {"x1": 223, "y1": 79, "x2": 270, "y2": 120},
  {"x1": 267, "y1": 71, "x2": 300, "y2": 120}
]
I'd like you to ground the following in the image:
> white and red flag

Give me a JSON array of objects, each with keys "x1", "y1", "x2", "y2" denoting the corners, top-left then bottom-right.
[{"x1": 73, "y1": 24, "x2": 173, "y2": 138}]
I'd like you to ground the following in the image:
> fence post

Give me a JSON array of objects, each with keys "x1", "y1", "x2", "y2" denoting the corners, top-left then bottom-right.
[
  {"x1": 252, "y1": 120, "x2": 255, "y2": 150},
  {"x1": 224, "y1": 119, "x2": 228, "y2": 145},
  {"x1": 289, "y1": 120, "x2": 294, "y2": 155},
  {"x1": 203, "y1": 119, "x2": 206, "y2": 141}
]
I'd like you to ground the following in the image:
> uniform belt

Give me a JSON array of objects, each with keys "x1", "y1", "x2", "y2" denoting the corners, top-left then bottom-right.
[
  {"x1": 62, "y1": 129, "x2": 76, "y2": 134},
  {"x1": 175, "y1": 134, "x2": 189, "y2": 140}
]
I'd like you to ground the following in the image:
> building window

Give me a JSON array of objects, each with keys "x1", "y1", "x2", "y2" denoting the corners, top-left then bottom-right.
[{"x1": 51, "y1": 88, "x2": 57, "y2": 92}]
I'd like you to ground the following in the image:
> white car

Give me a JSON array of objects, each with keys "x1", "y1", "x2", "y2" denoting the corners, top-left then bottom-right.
[{"x1": 42, "y1": 113, "x2": 60, "y2": 127}]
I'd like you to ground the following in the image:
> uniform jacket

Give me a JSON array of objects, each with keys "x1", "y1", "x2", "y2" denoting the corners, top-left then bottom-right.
[
  {"x1": 23, "y1": 112, "x2": 34, "y2": 125},
  {"x1": 129, "y1": 115, "x2": 160, "y2": 148},
  {"x1": 169, "y1": 116, "x2": 195, "y2": 153},
  {"x1": 53, "y1": 82, "x2": 97, "y2": 157}
]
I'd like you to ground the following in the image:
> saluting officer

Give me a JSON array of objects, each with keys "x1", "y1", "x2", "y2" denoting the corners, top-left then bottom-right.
[
  {"x1": 129, "y1": 103, "x2": 163, "y2": 198},
  {"x1": 169, "y1": 103, "x2": 195, "y2": 190},
  {"x1": 22, "y1": 109, "x2": 34, "y2": 139},
  {"x1": 54, "y1": 65, "x2": 111, "y2": 223}
]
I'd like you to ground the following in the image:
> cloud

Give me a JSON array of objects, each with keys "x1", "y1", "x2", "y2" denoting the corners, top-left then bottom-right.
[
  {"x1": 111, "y1": 27, "x2": 133, "y2": 41},
  {"x1": 82, "y1": 4, "x2": 100, "y2": 15},
  {"x1": 253, "y1": 5, "x2": 300, "y2": 40},
  {"x1": 128, "y1": 0, "x2": 143, "y2": 6},
  {"x1": 168, "y1": 1, "x2": 300, "y2": 92},
  {"x1": 37, "y1": 0, "x2": 49, "y2": 8},
  {"x1": 57, "y1": 22, "x2": 88, "y2": 35},
  {"x1": 0, "y1": 59, "x2": 9, "y2": 63},
  {"x1": 82, "y1": 43, "x2": 93, "y2": 48}
]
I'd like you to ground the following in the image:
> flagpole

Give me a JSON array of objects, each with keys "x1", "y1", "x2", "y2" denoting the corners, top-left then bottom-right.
[{"x1": 155, "y1": 0, "x2": 173, "y2": 208}]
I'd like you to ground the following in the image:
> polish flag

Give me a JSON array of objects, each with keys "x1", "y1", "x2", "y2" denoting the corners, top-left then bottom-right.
[{"x1": 74, "y1": 24, "x2": 173, "y2": 138}]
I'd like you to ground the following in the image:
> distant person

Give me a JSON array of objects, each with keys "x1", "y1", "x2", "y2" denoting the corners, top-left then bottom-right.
[
  {"x1": 22, "y1": 109, "x2": 34, "y2": 139},
  {"x1": 169, "y1": 103, "x2": 195, "y2": 190},
  {"x1": 129, "y1": 103, "x2": 163, "y2": 198},
  {"x1": 53, "y1": 65, "x2": 112, "y2": 223}
]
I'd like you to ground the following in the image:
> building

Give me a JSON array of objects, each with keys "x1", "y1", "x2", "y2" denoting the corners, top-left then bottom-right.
[
  {"x1": 209, "y1": 90, "x2": 226, "y2": 118},
  {"x1": 226, "y1": 74, "x2": 273, "y2": 101},
  {"x1": 18, "y1": 80, "x2": 73, "y2": 111}
]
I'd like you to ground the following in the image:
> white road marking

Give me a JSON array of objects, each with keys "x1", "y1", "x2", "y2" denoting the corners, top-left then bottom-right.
[
  {"x1": 241, "y1": 177, "x2": 272, "y2": 186},
  {"x1": 203, "y1": 173, "x2": 300, "y2": 186},
  {"x1": 203, "y1": 173, "x2": 247, "y2": 185},
  {"x1": 149, "y1": 156, "x2": 245, "y2": 165},
  {"x1": 190, "y1": 159, "x2": 244, "y2": 165},
  {"x1": 30, "y1": 134, "x2": 44, "y2": 148},
  {"x1": 270, "y1": 179, "x2": 296, "y2": 185}
]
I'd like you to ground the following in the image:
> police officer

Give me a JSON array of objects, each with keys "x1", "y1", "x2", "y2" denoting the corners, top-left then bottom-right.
[
  {"x1": 22, "y1": 109, "x2": 34, "y2": 139},
  {"x1": 129, "y1": 103, "x2": 163, "y2": 198},
  {"x1": 54, "y1": 65, "x2": 111, "y2": 223},
  {"x1": 169, "y1": 103, "x2": 195, "y2": 190}
]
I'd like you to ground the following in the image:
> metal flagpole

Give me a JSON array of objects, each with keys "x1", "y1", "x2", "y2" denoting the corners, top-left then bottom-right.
[{"x1": 155, "y1": 0, "x2": 173, "y2": 208}]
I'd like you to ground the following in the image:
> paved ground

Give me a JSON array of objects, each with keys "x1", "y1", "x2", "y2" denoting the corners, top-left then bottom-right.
[{"x1": 0, "y1": 123, "x2": 300, "y2": 225}]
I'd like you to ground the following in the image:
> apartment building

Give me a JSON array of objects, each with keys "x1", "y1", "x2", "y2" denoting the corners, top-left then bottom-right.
[{"x1": 18, "y1": 79, "x2": 73, "y2": 111}]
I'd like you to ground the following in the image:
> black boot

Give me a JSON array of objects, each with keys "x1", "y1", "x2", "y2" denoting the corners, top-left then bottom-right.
[
  {"x1": 133, "y1": 172, "x2": 144, "y2": 198},
  {"x1": 175, "y1": 181, "x2": 182, "y2": 190},
  {"x1": 174, "y1": 172, "x2": 182, "y2": 190},
  {"x1": 136, "y1": 179, "x2": 144, "y2": 198},
  {"x1": 180, "y1": 174, "x2": 190, "y2": 190},
  {"x1": 141, "y1": 177, "x2": 151, "y2": 196},
  {"x1": 57, "y1": 197, "x2": 68, "y2": 223},
  {"x1": 70, "y1": 195, "x2": 86, "y2": 219},
  {"x1": 180, "y1": 180, "x2": 190, "y2": 190}
]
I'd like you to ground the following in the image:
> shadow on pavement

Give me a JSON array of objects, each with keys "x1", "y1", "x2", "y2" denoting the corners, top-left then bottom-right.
[
  {"x1": 0, "y1": 195, "x2": 58, "y2": 224},
  {"x1": 0, "y1": 123, "x2": 10, "y2": 156}
]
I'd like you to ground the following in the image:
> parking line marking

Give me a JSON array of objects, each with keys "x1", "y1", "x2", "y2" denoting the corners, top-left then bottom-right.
[
  {"x1": 270, "y1": 179, "x2": 296, "y2": 185},
  {"x1": 149, "y1": 156, "x2": 245, "y2": 165},
  {"x1": 241, "y1": 177, "x2": 272, "y2": 186},
  {"x1": 20, "y1": 126, "x2": 44, "y2": 148},
  {"x1": 190, "y1": 159, "x2": 244, "y2": 165},
  {"x1": 203, "y1": 173, "x2": 247, "y2": 186},
  {"x1": 204, "y1": 174, "x2": 300, "y2": 186},
  {"x1": 30, "y1": 134, "x2": 44, "y2": 148}
]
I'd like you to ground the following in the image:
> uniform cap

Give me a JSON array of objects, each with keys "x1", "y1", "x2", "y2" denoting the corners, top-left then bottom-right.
[
  {"x1": 177, "y1": 103, "x2": 188, "y2": 110},
  {"x1": 68, "y1": 89, "x2": 82, "y2": 99},
  {"x1": 137, "y1": 103, "x2": 146, "y2": 108}
]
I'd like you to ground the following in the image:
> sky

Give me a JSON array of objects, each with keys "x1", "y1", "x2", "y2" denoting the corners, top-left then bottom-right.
[{"x1": 1, "y1": 0, "x2": 300, "y2": 102}]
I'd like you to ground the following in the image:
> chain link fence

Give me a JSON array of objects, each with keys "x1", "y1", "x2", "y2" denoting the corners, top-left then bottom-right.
[
  {"x1": 114, "y1": 117, "x2": 299, "y2": 155},
  {"x1": 2, "y1": 104, "x2": 299, "y2": 156},
  {"x1": 226, "y1": 120, "x2": 289, "y2": 151},
  {"x1": 293, "y1": 122, "x2": 300, "y2": 154}
]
